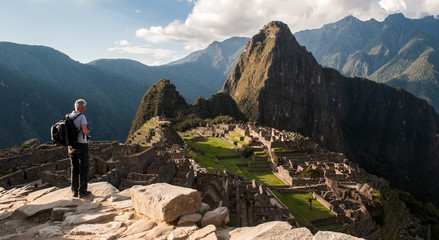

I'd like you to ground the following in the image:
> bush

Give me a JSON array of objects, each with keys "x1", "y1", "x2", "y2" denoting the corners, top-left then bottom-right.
[{"x1": 241, "y1": 144, "x2": 253, "y2": 158}]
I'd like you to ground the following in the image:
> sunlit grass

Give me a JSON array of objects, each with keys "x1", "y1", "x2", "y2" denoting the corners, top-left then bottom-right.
[{"x1": 184, "y1": 136, "x2": 285, "y2": 185}]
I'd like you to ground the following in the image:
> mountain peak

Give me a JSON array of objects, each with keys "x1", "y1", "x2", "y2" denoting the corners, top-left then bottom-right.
[
  {"x1": 384, "y1": 12, "x2": 407, "y2": 23},
  {"x1": 127, "y1": 78, "x2": 188, "y2": 139},
  {"x1": 223, "y1": 21, "x2": 320, "y2": 124}
]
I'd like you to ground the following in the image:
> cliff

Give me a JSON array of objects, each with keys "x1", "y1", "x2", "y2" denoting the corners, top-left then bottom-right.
[{"x1": 222, "y1": 21, "x2": 439, "y2": 204}]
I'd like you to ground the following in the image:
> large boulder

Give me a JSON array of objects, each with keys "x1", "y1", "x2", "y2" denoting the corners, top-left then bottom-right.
[
  {"x1": 130, "y1": 183, "x2": 201, "y2": 222},
  {"x1": 229, "y1": 221, "x2": 313, "y2": 240}
]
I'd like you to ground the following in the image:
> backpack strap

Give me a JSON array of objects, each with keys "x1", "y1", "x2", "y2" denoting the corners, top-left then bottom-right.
[{"x1": 66, "y1": 112, "x2": 83, "y2": 132}]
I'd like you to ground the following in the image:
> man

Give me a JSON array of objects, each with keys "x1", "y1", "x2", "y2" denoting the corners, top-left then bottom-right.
[{"x1": 69, "y1": 99, "x2": 91, "y2": 198}]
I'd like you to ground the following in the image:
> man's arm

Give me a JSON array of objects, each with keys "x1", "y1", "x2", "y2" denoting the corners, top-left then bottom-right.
[{"x1": 81, "y1": 124, "x2": 90, "y2": 135}]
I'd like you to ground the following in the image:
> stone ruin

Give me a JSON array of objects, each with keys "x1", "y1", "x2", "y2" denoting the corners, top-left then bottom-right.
[
  {"x1": 195, "y1": 170, "x2": 295, "y2": 228},
  {"x1": 0, "y1": 117, "x2": 426, "y2": 239},
  {"x1": 0, "y1": 140, "x2": 193, "y2": 192},
  {"x1": 0, "y1": 118, "x2": 296, "y2": 232},
  {"x1": 195, "y1": 123, "x2": 382, "y2": 239}
]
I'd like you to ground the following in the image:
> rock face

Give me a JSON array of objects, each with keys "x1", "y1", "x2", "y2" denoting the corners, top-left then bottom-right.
[
  {"x1": 130, "y1": 183, "x2": 202, "y2": 222},
  {"x1": 222, "y1": 21, "x2": 439, "y2": 204},
  {"x1": 128, "y1": 78, "x2": 189, "y2": 138}
]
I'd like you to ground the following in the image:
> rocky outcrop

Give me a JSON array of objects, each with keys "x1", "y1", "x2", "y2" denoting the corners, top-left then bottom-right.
[
  {"x1": 0, "y1": 182, "x2": 364, "y2": 240},
  {"x1": 130, "y1": 183, "x2": 202, "y2": 222},
  {"x1": 222, "y1": 21, "x2": 439, "y2": 205}
]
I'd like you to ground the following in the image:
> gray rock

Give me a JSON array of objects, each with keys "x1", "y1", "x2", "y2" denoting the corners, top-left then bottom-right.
[
  {"x1": 229, "y1": 221, "x2": 313, "y2": 240},
  {"x1": 118, "y1": 231, "x2": 148, "y2": 240},
  {"x1": 108, "y1": 199, "x2": 133, "y2": 210},
  {"x1": 201, "y1": 207, "x2": 229, "y2": 228},
  {"x1": 37, "y1": 226, "x2": 64, "y2": 238},
  {"x1": 114, "y1": 211, "x2": 134, "y2": 222},
  {"x1": 130, "y1": 183, "x2": 201, "y2": 222},
  {"x1": 178, "y1": 213, "x2": 202, "y2": 226},
  {"x1": 216, "y1": 228, "x2": 234, "y2": 240},
  {"x1": 201, "y1": 232, "x2": 218, "y2": 240},
  {"x1": 88, "y1": 182, "x2": 120, "y2": 199},
  {"x1": 21, "y1": 138, "x2": 41, "y2": 148},
  {"x1": 26, "y1": 186, "x2": 57, "y2": 202},
  {"x1": 75, "y1": 202, "x2": 100, "y2": 213},
  {"x1": 313, "y1": 231, "x2": 365, "y2": 240},
  {"x1": 0, "y1": 234, "x2": 19, "y2": 240},
  {"x1": 123, "y1": 219, "x2": 157, "y2": 235},
  {"x1": 50, "y1": 207, "x2": 75, "y2": 221},
  {"x1": 12, "y1": 199, "x2": 79, "y2": 220},
  {"x1": 189, "y1": 224, "x2": 217, "y2": 240},
  {"x1": 169, "y1": 224, "x2": 199, "y2": 240},
  {"x1": 199, "y1": 202, "x2": 211, "y2": 213},
  {"x1": 61, "y1": 212, "x2": 116, "y2": 226},
  {"x1": 68, "y1": 221, "x2": 123, "y2": 235},
  {"x1": 145, "y1": 224, "x2": 175, "y2": 239}
]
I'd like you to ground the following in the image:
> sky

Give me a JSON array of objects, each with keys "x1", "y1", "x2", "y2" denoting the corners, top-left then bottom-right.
[{"x1": 1, "y1": 0, "x2": 439, "y2": 66}]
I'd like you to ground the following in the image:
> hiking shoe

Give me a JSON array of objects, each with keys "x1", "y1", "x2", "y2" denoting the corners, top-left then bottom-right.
[
  {"x1": 72, "y1": 191, "x2": 79, "y2": 198},
  {"x1": 79, "y1": 191, "x2": 92, "y2": 198}
]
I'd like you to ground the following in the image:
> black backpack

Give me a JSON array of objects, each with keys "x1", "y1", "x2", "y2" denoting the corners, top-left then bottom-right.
[{"x1": 51, "y1": 113, "x2": 82, "y2": 146}]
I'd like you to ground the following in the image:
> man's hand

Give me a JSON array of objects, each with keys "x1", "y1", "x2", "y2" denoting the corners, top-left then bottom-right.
[{"x1": 81, "y1": 124, "x2": 90, "y2": 135}]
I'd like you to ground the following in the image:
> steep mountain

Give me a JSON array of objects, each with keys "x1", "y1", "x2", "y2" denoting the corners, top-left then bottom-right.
[
  {"x1": 127, "y1": 78, "x2": 189, "y2": 137},
  {"x1": 222, "y1": 21, "x2": 439, "y2": 205},
  {"x1": 127, "y1": 79, "x2": 246, "y2": 141},
  {"x1": 295, "y1": 14, "x2": 439, "y2": 111},
  {"x1": 90, "y1": 37, "x2": 250, "y2": 103},
  {"x1": 0, "y1": 42, "x2": 145, "y2": 148}
]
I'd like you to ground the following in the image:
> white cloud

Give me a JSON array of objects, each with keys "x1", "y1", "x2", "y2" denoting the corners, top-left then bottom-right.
[
  {"x1": 135, "y1": 0, "x2": 439, "y2": 51},
  {"x1": 379, "y1": 0, "x2": 407, "y2": 13},
  {"x1": 107, "y1": 40, "x2": 175, "y2": 59}
]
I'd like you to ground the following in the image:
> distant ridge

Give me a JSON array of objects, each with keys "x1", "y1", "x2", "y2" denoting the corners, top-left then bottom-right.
[
  {"x1": 91, "y1": 37, "x2": 250, "y2": 103},
  {"x1": 295, "y1": 13, "x2": 439, "y2": 112},
  {"x1": 0, "y1": 41, "x2": 145, "y2": 147},
  {"x1": 223, "y1": 21, "x2": 439, "y2": 205}
]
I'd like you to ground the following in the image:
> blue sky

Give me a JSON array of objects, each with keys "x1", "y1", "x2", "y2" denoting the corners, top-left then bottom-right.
[{"x1": 1, "y1": 0, "x2": 438, "y2": 66}]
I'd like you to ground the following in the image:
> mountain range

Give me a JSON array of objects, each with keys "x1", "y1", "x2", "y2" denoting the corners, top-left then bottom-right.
[
  {"x1": 0, "y1": 37, "x2": 248, "y2": 148},
  {"x1": 295, "y1": 13, "x2": 439, "y2": 112},
  {"x1": 0, "y1": 42, "x2": 145, "y2": 148},
  {"x1": 90, "y1": 36, "x2": 249, "y2": 104}
]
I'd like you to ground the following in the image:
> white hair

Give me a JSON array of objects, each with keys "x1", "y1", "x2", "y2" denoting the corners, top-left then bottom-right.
[{"x1": 74, "y1": 99, "x2": 87, "y2": 110}]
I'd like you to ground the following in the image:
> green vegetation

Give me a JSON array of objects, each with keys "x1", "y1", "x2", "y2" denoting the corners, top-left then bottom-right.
[
  {"x1": 20, "y1": 145, "x2": 30, "y2": 149},
  {"x1": 298, "y1": 168, "x2": 321, "y2": 179},
  {"x1": 398, "y1": 191, "x2": 439, "y2": 238},
  {"x1": 240, "y1": 144, "x2": 253, "y2": 158},
  {"x1": 272, "y1": 190, "x2": 337, "y2": 230},
  {"x1": 183, "y1": 135, "x2": 284, "y2": 186}
]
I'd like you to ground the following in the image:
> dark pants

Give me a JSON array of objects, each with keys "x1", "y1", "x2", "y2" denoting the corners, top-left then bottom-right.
[{"x1": 69, "y1": 143, "x2": 89, "y2": 193}]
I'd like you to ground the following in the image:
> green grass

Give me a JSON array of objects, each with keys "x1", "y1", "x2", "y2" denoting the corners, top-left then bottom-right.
[
  {"x1": 250, "y1": 172, "x2": 285, "y2": 185},
  {"x1": 184, "y1": 136, "x2": 285, "y2": 186},
  {"x1": 271, "y1": 191, "x2": 335, "y2": 228},
  {"x1": 230, "y1": 131, "x2": 244, "y2": 138}
]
